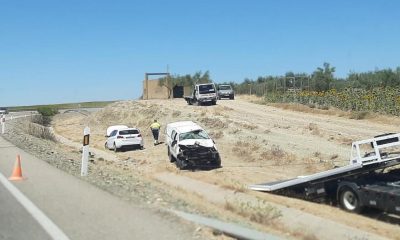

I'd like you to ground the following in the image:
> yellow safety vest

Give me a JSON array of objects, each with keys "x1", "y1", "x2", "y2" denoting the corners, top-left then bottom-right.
[{"x1": 150, "y1": 122, "x2": 161, "y2": 130}]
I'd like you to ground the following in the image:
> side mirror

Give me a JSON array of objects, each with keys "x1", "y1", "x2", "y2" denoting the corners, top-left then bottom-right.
[{"x1": 105, "y1": 135, "x2": 109, "y2": 138}]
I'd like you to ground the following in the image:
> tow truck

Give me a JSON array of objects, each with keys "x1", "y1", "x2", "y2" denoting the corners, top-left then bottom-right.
[{"x1": 250, "y1": 133, "x2": 400, "y2": 214}]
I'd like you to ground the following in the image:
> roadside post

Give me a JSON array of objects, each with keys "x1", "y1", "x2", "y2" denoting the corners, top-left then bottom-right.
[
  {"x1": 81, "y1": 126, "x2": 90, "y2": 176},
  {"x1": 1, "y1": 115, "x2": 5, "y2": 134}
]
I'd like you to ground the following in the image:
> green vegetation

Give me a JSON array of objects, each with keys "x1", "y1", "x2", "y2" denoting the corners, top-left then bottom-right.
[
  {"x1": 37, "y1": 106, "x2": 59, "y2": 117},
  {"x1": 158, "y1": 71, "x2": 212, "y2": 97},
  {"x1": 220, "y1": 62, "x2": 400, "y2": 116},
  {"x1": 7, "y1": 101, "x2": 116, "y2": 112}
]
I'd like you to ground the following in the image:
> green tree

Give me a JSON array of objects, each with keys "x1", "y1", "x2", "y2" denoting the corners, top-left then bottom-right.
[{"x1": 312, "y1": 62, "x2": 335, "y2": 91}]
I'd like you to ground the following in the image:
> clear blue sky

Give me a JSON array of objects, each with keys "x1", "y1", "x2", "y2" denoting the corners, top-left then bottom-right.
[{"x1": 1, "y1": 0, "x2": 399, "y2": 106}]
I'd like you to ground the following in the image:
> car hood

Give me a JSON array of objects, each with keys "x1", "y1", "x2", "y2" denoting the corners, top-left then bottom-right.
[{"x1": 178, "y1": 139, "x2": 214, "y2": 148}]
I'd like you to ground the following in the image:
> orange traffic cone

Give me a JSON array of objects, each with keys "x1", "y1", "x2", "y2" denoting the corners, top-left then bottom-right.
[{"x1": 9, "y1": 154, "x2": 25, "y2": 181}]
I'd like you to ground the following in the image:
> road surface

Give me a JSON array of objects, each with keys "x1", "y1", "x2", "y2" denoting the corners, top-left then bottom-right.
[{"x1": 0, "y1": 136, "x2": 200, "y2": 240}]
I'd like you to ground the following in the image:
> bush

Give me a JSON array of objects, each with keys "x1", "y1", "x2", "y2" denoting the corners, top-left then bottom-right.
[
  {"x1": 37, "y1": 106, "x2": 58, "y2": 117},
  {"x1": 36, "y1": 106, "x2": 58, "y2": 126}
]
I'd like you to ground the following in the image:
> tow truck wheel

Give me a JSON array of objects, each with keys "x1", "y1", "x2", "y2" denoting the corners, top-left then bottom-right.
[{"x1": 339, "y1": 187, "x2": 362, "y2": 213}]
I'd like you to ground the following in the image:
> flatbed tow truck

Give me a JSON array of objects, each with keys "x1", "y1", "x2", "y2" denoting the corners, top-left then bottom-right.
[{"x1": 250, "y1": 133, "x2": 400, "y2": 214}]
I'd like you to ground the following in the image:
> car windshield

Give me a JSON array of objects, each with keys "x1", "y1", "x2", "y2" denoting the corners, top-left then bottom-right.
[
  {"x1": 219, "y1": 85, "x2": 231, "y2": 90},
  {"x1": 119, "y1": 129, "x2": 139, "y2": 135},
  {"x1": 179, "y1": 130, "x2": 210, "y2": 141},
  {"x1": 198, "y1": 84, "x2": 215, "y2": 94}
]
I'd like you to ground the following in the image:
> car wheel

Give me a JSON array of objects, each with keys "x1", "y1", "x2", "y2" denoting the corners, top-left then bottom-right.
[
  {"x1": 214, "y1": 155, "x2": 222, "y2": 168},
  {"x1": 113, "y1": 143, "x2": 118, "y2": 152},
  {"x1": 230, "y1": 95, "x2": 234, "y2": 100},
  {"x1": 176, "y1": 158, "x2": 187, "y2": 170},
  {"x1": 212, "y1": 100, "x2": 216, "y2": 105},
  {"x1": 339, "y1": 187, "x2": 362, "y2": 213},
  {"x1": 104, "y1": 142, "x2": 108, "y2": 150}
]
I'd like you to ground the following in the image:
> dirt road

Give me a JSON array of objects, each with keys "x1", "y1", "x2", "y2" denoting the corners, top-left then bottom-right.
[{"x1": 51, "y1": 97, "x2": 400, "y2": 239}]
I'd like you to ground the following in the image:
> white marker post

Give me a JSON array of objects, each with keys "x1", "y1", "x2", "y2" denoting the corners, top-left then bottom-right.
[
  {"x1": 1, "y1": 115, "x2": 5, "y2": 134},
  {"x1": 81, "y1": 126, "x2": 90, "y2": 176}
]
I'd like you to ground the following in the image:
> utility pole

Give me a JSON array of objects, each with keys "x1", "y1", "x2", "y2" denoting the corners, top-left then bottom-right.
[{"x1": 167, "y1": 64, "x2": 172, "y2": 99}]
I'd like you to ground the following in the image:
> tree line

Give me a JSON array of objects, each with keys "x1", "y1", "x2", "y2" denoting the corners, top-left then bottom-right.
[{"x1": 159, "y1": 63, "x2": 400, "y2": 96}]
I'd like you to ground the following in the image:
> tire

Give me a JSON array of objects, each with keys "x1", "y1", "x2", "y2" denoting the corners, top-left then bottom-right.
[
  {"x1": 339, "y1": 187, "x2": 362, "y2": 213},
  {"x1": 104, "y1": 142, "x2": 108, "y2": 150},
  {"x1": 230, "y1": 95, "x2": 234, "y2": 100},
  {"x1": 176, "y1": 158, "x2": 187, "y2": 170},
  {"x1": 113, "y1": 143, "x2": 118, "y2": 152},
  {"x1": 212, "y1": 100, "x2": 216, "y2": 105},
  {"x1": 188, "y1": 99, "x2": 193, "y2": 105},
  {"x1": 214, "y1": 155, "x2": 222, "y2": 168}
]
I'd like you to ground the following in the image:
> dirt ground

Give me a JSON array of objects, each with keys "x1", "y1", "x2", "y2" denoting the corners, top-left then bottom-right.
[{"x1": 52, "y1": 96, "x2": 400, "y2": 240}]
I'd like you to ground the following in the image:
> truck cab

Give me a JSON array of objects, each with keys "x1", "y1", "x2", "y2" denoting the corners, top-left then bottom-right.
[
  {"x1": 184, "y1": 83, "x2": 217, "y2": 105},
  {"x1": 165, "y1": 121, "x2": 221, "y2": 169}
]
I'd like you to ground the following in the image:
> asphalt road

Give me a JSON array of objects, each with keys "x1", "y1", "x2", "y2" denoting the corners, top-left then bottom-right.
[
  {"x1": 0, "y1": 136, "x2": 198, "y2": 240},
  {"x1": 0, "y1": 182, "x2": 52, "y2": 240}
]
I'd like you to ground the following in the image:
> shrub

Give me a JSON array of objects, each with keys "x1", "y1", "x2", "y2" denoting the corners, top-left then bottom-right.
[
  {"x1": 36, "y1": 106, "x2": 58, "y2": 126},
  {"x1": 37, "y1": 106, "x2": 58, "y2": 117}
]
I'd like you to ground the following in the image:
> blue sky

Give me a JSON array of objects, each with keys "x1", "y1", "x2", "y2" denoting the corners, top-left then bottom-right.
[{"x1": 1, "y1": 0, "x2": 399, "y2": 106}]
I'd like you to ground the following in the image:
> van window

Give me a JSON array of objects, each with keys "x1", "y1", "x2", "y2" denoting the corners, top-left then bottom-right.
[{"x1": 198, "y1": 84, "x2": 215, "y2": 94}]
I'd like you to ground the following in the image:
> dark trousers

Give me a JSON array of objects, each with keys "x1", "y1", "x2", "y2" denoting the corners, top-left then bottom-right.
[{"x1": 151, "y1": 129, "x2": 159, "y2": 140}]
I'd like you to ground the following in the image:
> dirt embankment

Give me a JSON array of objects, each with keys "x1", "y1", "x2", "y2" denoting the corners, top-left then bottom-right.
[{"x1": 47, "y1": 97, "x2": 400, "y2": 240}]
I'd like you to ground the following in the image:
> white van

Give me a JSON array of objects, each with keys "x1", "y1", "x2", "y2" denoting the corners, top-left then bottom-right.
[{"x1": 165, "y1": 121, "x2": 221, "y2": 169}]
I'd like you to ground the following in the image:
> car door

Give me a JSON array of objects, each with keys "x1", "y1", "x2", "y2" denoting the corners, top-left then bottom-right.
[
  {"x1": 107, "y1": 130, "x2": 118, "y2": 148},
  {"x1": 171, "y1": 130, "x2": 179, "y2": 157}
]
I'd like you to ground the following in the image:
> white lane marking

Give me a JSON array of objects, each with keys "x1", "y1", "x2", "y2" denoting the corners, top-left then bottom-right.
[{"x1": 0, "y1": 172, "x2": 70, "y2": 240}]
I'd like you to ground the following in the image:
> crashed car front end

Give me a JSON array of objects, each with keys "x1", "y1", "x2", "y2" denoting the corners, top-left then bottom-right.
[{"x1": 177, "y1": 143, "x2": 220, "y2": 168}]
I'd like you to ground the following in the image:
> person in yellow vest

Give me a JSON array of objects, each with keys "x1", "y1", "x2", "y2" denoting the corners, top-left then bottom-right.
[{"x1": 150, "y1": 119, "x2": 161, "y2": 145}]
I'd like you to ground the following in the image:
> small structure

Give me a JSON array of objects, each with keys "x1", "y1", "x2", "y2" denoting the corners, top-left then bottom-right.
[{"x1": 142, "y1": 72, "x2": 191, "y2": 99}]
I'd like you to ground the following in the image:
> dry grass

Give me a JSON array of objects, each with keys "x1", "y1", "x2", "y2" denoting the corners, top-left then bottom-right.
[
  {"x1": 23, "y1": 122, "x2": 56, "y2": 141},
  {"x1": 172, "y1": 110, "x2": 181, "y2": 117},
  {"x1": 224, "y1": 198, "x2": 282, "y2": 225},
  {"x1": 349, "y1": 111, "x2": 369, "y2": 120},
  {"x1": 199, "y1": 117, "x2": 228, "y2": 129},
  {"x1": 219, "y1": 177, "x2": 247, "y2": 193},
  {"x1": 228, "y1": 128, "x2": 241, "y2": 134},
  {"x1": 209, "y1": 130, "x2": 224, "y2": 139},
  {"x1": 236, "y1": 121, "x2": 258, "y2": 130},
  {"x1": 307, "y1": 123, "x2": 320, "y2": 136},
  {"x1": 258, "y1": 145, "x2": 296, "y2": 165}
]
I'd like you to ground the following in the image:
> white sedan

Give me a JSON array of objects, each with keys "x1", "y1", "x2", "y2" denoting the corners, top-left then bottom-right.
[{"x1": 105, "y1": 127, "x2": 144, "y2": 152}]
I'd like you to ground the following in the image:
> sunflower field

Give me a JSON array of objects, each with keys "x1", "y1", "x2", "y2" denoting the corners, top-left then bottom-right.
[{"x1": 265, "y1": 88, "x2": 400, "y2": 116}]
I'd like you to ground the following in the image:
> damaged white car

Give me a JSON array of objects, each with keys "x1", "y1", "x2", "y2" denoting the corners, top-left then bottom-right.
[{"x1": 165, "y1": 121, "x2": 221, "y2": 170}]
